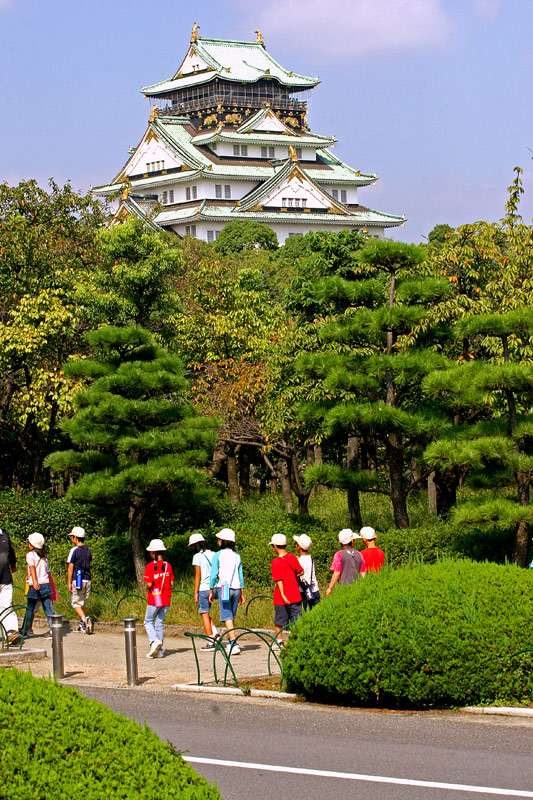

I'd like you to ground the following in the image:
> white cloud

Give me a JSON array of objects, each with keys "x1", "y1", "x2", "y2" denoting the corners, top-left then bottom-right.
[
  {"x1": 241, "y1": 0, "x2": 455, "y2": 60},
  {"x1": 470, "y1": 0, "x2": 502, "y2": 17}
]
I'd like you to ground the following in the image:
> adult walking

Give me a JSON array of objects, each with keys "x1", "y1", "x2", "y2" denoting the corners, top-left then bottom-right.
[
  {"x1": 22, "y1": 533, "x2": 54, "y2": 639},
  {"x1": 0, "y1": 524, "x2": 20, "y2": 645},
  {"x1": 143, "y1": 539, "x2": 174, "y2": 659}
]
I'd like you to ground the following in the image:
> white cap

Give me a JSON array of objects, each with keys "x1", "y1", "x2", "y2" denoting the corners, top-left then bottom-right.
[
  {"x1": 269, "y1": 533, "x2": 287, "y2": 547},
  {"x1": 70, "y1": 526, "x2": 85, "y2": 538},
  {"x1": 146, "y1": 539, "x2": 166, "y2": 552},
  {"x1": 188, "y1": 533, "x2": 205, "y2": 546},
  {"x1": 217, "y1": 528, "x2": 236, "y2": 543},
  {"x1": 360, "y1": 526, "x2": 377, "y2": 540},
  {"x1": 339, "y1": 528, "x2": 360, "y2": 545},
  {"x1": 28, "y1": 532, "x2": 45, "y2": 549},
  {"x1": 293, "y1": 534, "x2": 312, "y2": 550}
]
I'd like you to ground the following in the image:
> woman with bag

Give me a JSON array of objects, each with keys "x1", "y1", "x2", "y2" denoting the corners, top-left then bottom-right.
[
  {"x1": 143, "y1": 539, "x2": 174, "y2": 659},
  {"x1": 22, "y1": 533, "x2": 55, "y2": 639},
  {"x1": 208, "y1": 528, "x2": 244, "y2": 656}
]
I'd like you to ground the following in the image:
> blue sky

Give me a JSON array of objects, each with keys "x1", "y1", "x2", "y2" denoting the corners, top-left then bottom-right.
[{"x1": 1, "y1": 0, "x2": 532, "y2": 242}]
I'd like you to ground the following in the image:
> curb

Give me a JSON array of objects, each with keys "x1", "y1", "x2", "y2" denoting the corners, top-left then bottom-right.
[
  {"x1": 460, "y1": 706, "x2": 533, "y2": 717},
  {"x1": 172, "y1": 683, "x2": 298, "y2": 701},
  {"x1": 0, "y1": 648, "x2": 47, "y2": 665}
]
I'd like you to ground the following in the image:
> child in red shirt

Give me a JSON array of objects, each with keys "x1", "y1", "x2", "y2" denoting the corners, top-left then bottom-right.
[
  {"x1": 270, "y1": 533, "x2": 303, "y2": 649},
  {"x1": 143, "y1": 538, "x2": 174, "y2": 658},
  {"x1": 360, "y1": 526, "x2": 385, "y2": 573}
]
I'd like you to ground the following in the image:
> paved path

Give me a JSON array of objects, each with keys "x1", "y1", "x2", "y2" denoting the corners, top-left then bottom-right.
[{"x1": 13, "y1": 624, "x2": 282, "y2": 691}]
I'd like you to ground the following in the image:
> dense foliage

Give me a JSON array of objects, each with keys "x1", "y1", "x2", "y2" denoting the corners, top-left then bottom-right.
[
  {"x1": 0, "y1": 669, "x2": 221, "y2": 799},
  {"x1": 281, "y1": 560, "x2": 533, "y2": 707}
]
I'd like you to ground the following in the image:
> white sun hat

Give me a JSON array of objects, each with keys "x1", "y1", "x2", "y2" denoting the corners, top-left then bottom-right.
[{"x1": 146, "y1": 539, "x2": 166, "y2": 552}]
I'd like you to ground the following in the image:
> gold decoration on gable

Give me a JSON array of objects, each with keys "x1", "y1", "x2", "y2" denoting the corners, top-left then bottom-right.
[
  {"x1": 146, "y1": 129, "x2": 159, "y2": 144},
  {"x1": 255, "y1": 28, "x2": 264, "y2": 44},
  {"x1": 249, "y1": 203, "x2": 263, "y2": 212},
  {"x1": 203, "y1": 114, "x2": 218, "y2": 127},
  {"x1": 225, "y1": 113, "x2": 242, "y2": 125},
  {"x1": 149, "y1": 106, "x2": 159, "y2": 123},
  {"x1": 284, "y1": 116, "x2": 299, "y2": 128},
  {"x1": 191, "y1": 22, "x2": 200, "y2": 42}
]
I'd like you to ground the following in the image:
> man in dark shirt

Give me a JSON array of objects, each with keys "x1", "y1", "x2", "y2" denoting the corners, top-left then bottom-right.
[{"x1": 0, "y1": 524, "x2": 20, "y2": 644}]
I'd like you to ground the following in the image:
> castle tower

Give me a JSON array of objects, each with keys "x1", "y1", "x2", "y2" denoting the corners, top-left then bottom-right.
[{"x1": 93, "y1": 28, "x2": 404, "y2": 243}]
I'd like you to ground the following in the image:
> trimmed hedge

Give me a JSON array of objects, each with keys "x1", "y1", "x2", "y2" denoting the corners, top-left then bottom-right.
[
  {"x1": 281, "y1": 560, "x2": 533, "y2": 708},
  {"x1": 0, "y1": 669, "x2": 221, "y2": 799},
  {"x1": 0, "y1": 490, "x2": 520, "y2": 590}
]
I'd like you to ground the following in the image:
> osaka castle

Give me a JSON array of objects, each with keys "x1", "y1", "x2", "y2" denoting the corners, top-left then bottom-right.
[{"x1": 93, "y1": 26, "x2": 404, "y2": 243}]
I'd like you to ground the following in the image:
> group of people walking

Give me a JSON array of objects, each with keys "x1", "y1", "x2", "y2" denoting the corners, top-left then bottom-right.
[
  {"x1": 0, "y1": 525, "x2": 93, "y2": 645},
  {"x1": 0, "y1": 520, "x2": 383, "y2": 659},
  {"x1": 142, "y1": 524, "x2": 384, "y2": 659}
]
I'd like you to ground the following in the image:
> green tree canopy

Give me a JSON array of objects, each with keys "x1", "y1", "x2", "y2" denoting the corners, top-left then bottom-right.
[
  {"x1": 45, "y1": 326, "x2": 219, "y2": 582},
  {"x1": 213, "y1": 220, "x2": 278, "y2": 255}
]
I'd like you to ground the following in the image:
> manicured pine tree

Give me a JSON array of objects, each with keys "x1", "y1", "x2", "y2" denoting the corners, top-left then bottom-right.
[
  {"x1": 45, "y1": 326, "x2": 219, "y2": 583},
  {"x1": 423, "y1": 307, "x2": 533, "y2": 566},
  {"x1": 299, "y1": 239, "x2": 451, "y2": 528}
]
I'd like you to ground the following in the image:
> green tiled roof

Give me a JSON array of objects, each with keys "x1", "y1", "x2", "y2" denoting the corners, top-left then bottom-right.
[
  {"x1": 191, "y1": 130, "x2": 336, "y2": 148},
  {"x1": 142, "y1": 36, "x2": 318, "y2": 96},
  {"x1": 154, "y1": 203, "x2": 403, "y2": 228}
]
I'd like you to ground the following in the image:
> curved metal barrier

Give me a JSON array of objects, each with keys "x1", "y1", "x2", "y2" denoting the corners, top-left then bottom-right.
[
  {"x1": 243, "y1": 594, "x2": 271, "y2": 619},
  {"x1": 0, "y1": 604, "x2": 29, "y2": 650},
  {"x1": 184, "y1": 624, "x2": 291, "y2": 688}
]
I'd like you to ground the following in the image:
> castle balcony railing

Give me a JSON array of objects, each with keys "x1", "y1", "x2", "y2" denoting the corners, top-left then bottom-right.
[{"x1": 155, "y1": 94, "x2": 306, "y2": 117}]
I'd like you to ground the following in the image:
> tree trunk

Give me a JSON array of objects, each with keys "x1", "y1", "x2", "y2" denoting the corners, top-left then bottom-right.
[
  {"x1": 208, "y1": 441, "x2": 227, "y2": 478},
  {"x1": 346, "y1": 436, "x2": 362, "y2": 529},
  {"x1": 427, "y1": 471, "x2": 437, "y2": 515},
  {"x1": 288, "y1": 452, "x2": 310, "y2": 516},
  {"x1": 238, "y1": 445, "x2": 250, "y2": 499},
  {"x1": 434, "y1": 467, "x2": 458, "y2": 518},
  {"x1": 513, "y1": 471, "x2": 530, "y2": 567},
  {"x1": 387, "y1": 434, "x2": 409, "y2": 529},
  {"x1": 279, "y1": 460, "x2": 294, "y2": 513},
  {"x1": 129, "y1": 504, "x2": 149, "y2": 587},
  {"x1": 226, "y1": 443, "x2": 240, "y2": 504}
]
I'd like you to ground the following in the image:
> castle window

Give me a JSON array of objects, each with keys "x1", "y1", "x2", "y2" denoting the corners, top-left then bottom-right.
[
  {"x1": 185, "y1": 225, "x2": 197, "y2": 237},
  {"x1": 207, "y1": 230, "x2": 214, "y2": 242},
  {"x1": 224, "y1": 185, "x2": 231, "y2": 199},
  {"x1": 332, "y1": 189, "x2": 338, "y2": 200},
  {"x1": 215, "y1": 184, "x2": 222, "y2": 199},
  {"x1": 162, "y1": 191, "x2": 168, "y2": 204},
  {"x1": 301, "y1": 198, "x2": 307, "y2": 207},
  {"x1": 215, "y1": 230, "x2": 220, "y2": 239},
  {"x1": 169, "y1": 190, "x2": 174, "y2": 203},
  {"x1": 294, "y1": 198, "x2": 300, "y2": 208},
  {"x1": 287, "y1": 198, "x2": 293, "y2": 207},
  {"x1": 186, "y1": 187, "x2": 191, "y2": 200},
  {"x1": 192, "y1": 186, "x2": 198, "y2": 199},
  {"x1": 296, "y1": 148, "x2": 302, "y2": 159},
  {"x1": 233, "y1": 145, "x2": 240, "y2": 156},
  {"x1": 261, "y1": 146, "x2": 275, "y2": 158},
  {"x1": 341, "y1": 189, "x2": 347, "y2": 203},
  {"x1": 241, "y1": 145, "x2": 248, "y2": 156}
]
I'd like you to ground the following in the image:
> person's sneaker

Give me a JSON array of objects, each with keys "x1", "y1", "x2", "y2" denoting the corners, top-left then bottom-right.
[
  {"x1": 272, "y1": 639, "x2": 284, "y2": 651},
  {"x1": 75, "y1": 624, "x2": 87, "y2": 633},
  {"x1": 225, "y1": 641, "x2": 241, "y2": 656},
  {"x1": 147, "y1": 639, "x2": 162, "y2": 658},
  {"x1": 200, "y1": 639, "x2": 216, "y2": 651},
  {"x1": 19, "y1": 628, "x2": 34, "y2": 638},
  {"x1": 154, "y1": 649, "x2": 164, "y2": 658},
  {"x1": 84, "y1": 616, "x2": 93, "y2": 635},
  {"x1": 7, "y1": 631, "x2": 21, "y2": 645},
  {"x1": 43, "y1": 631, "x2": 53, "y2": 640}
]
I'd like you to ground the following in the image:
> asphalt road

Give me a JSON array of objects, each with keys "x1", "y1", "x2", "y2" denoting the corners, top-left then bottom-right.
[{"x1": 80, "y1": 687, "x2": 533, "y2": 800}]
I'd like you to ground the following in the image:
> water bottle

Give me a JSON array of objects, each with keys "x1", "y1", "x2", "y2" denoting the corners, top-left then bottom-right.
[{"x1": 75, "y1": 569, "x2": 83, "y2": 589}]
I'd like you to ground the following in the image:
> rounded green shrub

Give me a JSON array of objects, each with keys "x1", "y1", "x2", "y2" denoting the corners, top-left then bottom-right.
[
  {"x1": 0, "y1": 668, "x2": 221, "y2": 799},
  {"x1": 281, "y1": 560, "x2": 533, "y2": 708}
]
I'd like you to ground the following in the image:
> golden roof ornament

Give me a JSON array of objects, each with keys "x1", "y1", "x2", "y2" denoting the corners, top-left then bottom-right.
[
  {"x1": 255, "y1": 28, "x2": 264, "y2": 45},
  {"x1": 149, "y1": 106, "x2": 159, "y2": 123},
  {"x1": 289, "y1": 145, "x2": 298, "y2": 162},
  {"x1": 121, "y1": 186, "x2": 130, "y2": 201},
  {"x1": 191, "y1": 22, "x2": 200, "y2": 42}
]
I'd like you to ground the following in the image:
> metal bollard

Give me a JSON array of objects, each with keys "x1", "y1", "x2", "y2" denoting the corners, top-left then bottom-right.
[
  {"x1": 121, "y1": 617, "x2": 139, "y2": 687},
  {"x1": 50, "y1": 614, "x2": 65, "y2": 679}
]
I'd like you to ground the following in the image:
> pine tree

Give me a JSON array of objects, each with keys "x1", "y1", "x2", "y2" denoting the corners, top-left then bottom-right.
[
  {"x1": 298, "y1": 239, "x2": 451, "y2": 528},
  {"x1": 45, "y1": 326, "x2": 219, "y2": 583},
  {"x1": 424, "y1": 308, "x2": 533, "y2": 566}
]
